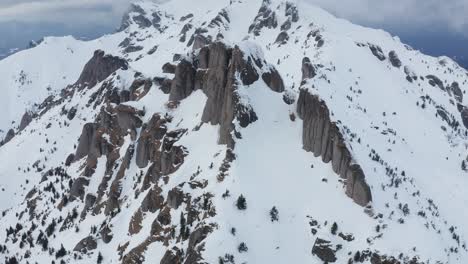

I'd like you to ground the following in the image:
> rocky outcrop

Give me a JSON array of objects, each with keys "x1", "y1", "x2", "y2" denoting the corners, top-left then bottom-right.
[
  {"x1": 167, "y1": 187, "x2": 184, "y2": 209},
  {"x1": 161, "y1": 248, "x2": 182, "y2": 264},
  {"x1": 2, "y1": 128, "x2": 15, "y2": 145},
  {"x1": 165, "y1": 41, "x2": 283, "y2": 147},
  {"x1": 388, "y1": 50, "x2": 402, "y2": 68},
  {"x1": 198, "y1": 43, "x2": 259, "y2": 146},
  {"x1": 73, "y1": 236, "x2": 97, "y2": 253},
  {"x1": 460, "y1": 106, "x2": 468, "y2": 129},
  {"x1": 76, "y1": 50, "x2": 128, "y2": 88},
  {"x1": 297, "y1": 88, "x2": 372, "y2": 206},
  {"x1": 249, "y1": 0, "x2": 278, "y2": 36},
  {"x1": 426, "y1": 75, "x2": 444, "y2": 91},
  {"x1": 262, "y1": 68, "x2": 285, "y2": 92},
  {"x1": 312, "y1": 238, "x2": 337, "y2": 263},
  {"x1": 135, "y1": 114, "x2": 168, "y2": 168},
  {"x1": 450, "y1": 82, "x2": 463, "y2": 102},
  {"x1": 74, "y1": 123, "x2": 100, "y2": 161},
  {"x1": 19, "y1": 111, "x2": 33, "y2": 131},
  {"x1": 275, "y1": 31, "x2": 289, "y2": 45},
  {"x1": 169, "y1": 60, "x2": 196, "y2": 101},
  {"x1": 301, "y1": 57, "x2": 316, "y2": 81},
  {"x1": 368, "y1": 44, "x2": 386, "y2": 61}
]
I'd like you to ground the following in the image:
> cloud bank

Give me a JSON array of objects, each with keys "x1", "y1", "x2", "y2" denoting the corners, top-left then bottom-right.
[
  {"x1": 0, "y1": 0, "x2": 130, "y2": 28},
  {"x1": 0, "y1": 0, "x2": 466, "y2": 35},
  {"x1": 305, "y1": 0, "x2": 468, "y2": 36}
]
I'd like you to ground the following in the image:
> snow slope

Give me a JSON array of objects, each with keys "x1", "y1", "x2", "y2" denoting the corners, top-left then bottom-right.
[{"x1": 1, "y1": 0, "x2": 468, "y2": 263}]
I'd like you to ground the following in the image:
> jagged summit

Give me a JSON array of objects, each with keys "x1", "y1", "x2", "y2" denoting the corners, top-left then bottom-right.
[{"x1": 0, "y1": 0, "x2": 468, "y2": 263}]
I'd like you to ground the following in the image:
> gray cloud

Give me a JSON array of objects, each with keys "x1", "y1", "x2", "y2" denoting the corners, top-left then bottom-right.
[
  {"x1": 0, "y1": 0, "x2": 130, "y2": 28},
  {"x1": 304, "y1": 0, "x2": 468, "y2": 36},
  {"x1": 0, "y1": 0, "x2": 467, "y2": 35}
]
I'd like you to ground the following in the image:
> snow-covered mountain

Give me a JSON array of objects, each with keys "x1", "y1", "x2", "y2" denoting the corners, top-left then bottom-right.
[{"x1": 1, "y1": 0, "x2": 468, "y2": 263}]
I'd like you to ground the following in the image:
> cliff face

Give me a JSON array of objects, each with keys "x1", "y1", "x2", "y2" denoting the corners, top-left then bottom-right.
[{"x1": 297, "y1": 88, "x2": 372, "y2": 206}]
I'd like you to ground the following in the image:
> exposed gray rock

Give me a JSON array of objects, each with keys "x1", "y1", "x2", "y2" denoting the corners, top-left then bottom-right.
[
  {"x1": 460, "y1": 106, "x2": 468, "y2": 129},
  {"x1": 262, "y1": 68, "x2": 285, "y2": 93},
  {"x1": 67, "y1": 107, "x2": 77, "y2": 120},
  {"x1": 209, "y1": 9, "x2": 230, "y2": 29},
  {"x1": 275, "y1": 31, "x2": 289, "y2": 45},
  {"x1": 192, "y1": 34, "x2": 211, "y2": 50},
  {"x1": 311, "y1": 238, "x2": 337, "y2": 263},
  {"x1": 249, "y1": 0, "x2": 278, "y2": 36},
  {"x1": 301, "y1": 57, "x2": 316, "y2": 81},
  {"x1": 179, "y1": 23, "x2": 193, "y2": 42},
  {"x1": 180, "y1": 13, "x2": 194, "y2": 22},
  {"x1": 135, "y1": 114, "x2": 167, "y2": 168},
  {"x1": 450, "y1": 82, "x2": 463, "y2": 102},
  {"x1": 154, "y1": 77, "x2": 172, "y2": 94},
  {"x1": 426, "y1": 75, "x2": 445, "y2": 91},
  {"x1": 76, "y1": 50, "x2": 128, "y2": 88},
  {"x1": 100, "y1": 225, "x2": 113, "y2": 244},
  {"x1": 129, "y1": 78, "x2": 153, "y2": 101},
  {"x1": 368, "y1": 44, "x2": 386, "y2": 61},
  {"x1": 281, "y1": 19, "x2": 292, "y2": 31},
  {"x1": 162, "y1": 62, "x2": 177, "y2": 74},
  {"x1": 65, "y1": 153, "x2": 75, "y2": 166},
  {"x1": 74, "y1": 123, "x2": 100, "y2": 161},
  {"x1": 160, "y1": 248, "x2": 182, "y2": 264},
  {"x1": 105, "y1": 144, "x2": 135, "y2": 216},
  {"x1": 19, "y1": 111, "x2": 33, "y2": 131},
  {"x1": 80, "y1": 193, "x2": 96, "y2": 219},
  {"x1": 73, "y1": 236, "x2": 97, "y2": 253},
  {"x1": 388, "y1": 51, "x2": 402, "y2": 68},
  {"x1": 69, "y1": 177, "x2": 89, "y2": 201},
  {"x1": 286, "y1": 2, "x2": 299, "y2": 21},
  {"x1": 169, "y1": 60, "x2": 196, "y2": 101},
  {"x1": 167, "y1": 187, "x2": 184, "y2": 209},
  {"x1": 199, "y1": 43, "x2": 259, "y2": 146},
  {"x1": 141, "y1": 186, "x2": 164, "y2": 213},
  {"x1": 297, "y1": 89, "x2": 372, "y2": 206},
  {"x1": 124, "y1": 45, "x2": 144, "y2": 53},
  {"x1": 2, "y1": 128, "x2": 15, "y2": 144}
]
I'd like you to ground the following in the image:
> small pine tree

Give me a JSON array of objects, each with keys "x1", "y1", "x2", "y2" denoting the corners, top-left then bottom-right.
[
  {"x1": 238, "y1": 242, "x2": 248, "y2": 253},
  {"x1": 236, "y1": 195, "x2": 247, "y2": 210},
  {"x1": 55, "y1": 244, "x2": 67, "y2": 258},
  {"x1": 270, "y1": 206, "x2": 279, "y2": 222},
  {"x1": 97, "y1": 252, "x2": 103, "y2": 264},
  {"x1": 331, "y1": 222, "x2": 338, "y2": 235}
]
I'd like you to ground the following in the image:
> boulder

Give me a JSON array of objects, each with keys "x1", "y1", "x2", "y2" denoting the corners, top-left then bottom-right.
[
  {"x1": 368, "y1": 44, "x2": 386, "y2": 61},
  {"x1": 312, "y1": 238, "x2": 337, "y2": 263},
  {"x1": 167, "y1": 187, "x2": 184, "y2": 209},
  {"x1": 262, "y1": 68, "x2": 285, "y2": 93},
  {"x1": 3, "y1": 129, "x2": 15, "y2": 144},
  {"x1": 275, "y1": 31, "x2": 289, "y2": 45},
  {"x1": 302, "y1": 57, "x2": 316, "y2": 81},
  {"x1": 73, "y1": 236, "x2": 97, "y2": 253},
  {"x1": 388, "y1": 51, "x2": 402, "y2": 68},
  {"x1": 162, "y1": 62, "x2": 177, "y2": 74}
]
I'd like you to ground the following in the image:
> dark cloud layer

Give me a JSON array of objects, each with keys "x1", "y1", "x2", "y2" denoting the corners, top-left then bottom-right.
[{"x1": 0, "y1": 0, "x2": 467, "y2": 68}]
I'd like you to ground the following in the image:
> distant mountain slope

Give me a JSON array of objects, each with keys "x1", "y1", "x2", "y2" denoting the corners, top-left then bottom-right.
[{"x1": 0, "y1": 0, "x2": 468, "y2": 263}]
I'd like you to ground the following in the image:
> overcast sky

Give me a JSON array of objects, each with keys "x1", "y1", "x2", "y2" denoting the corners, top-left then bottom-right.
[{"x1": 0, "y1": 0, "x2": 467, "y2": 67}]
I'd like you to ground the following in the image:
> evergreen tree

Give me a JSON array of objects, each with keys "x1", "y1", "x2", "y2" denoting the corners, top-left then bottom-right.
[
  {"x1": 236, "y1": 195, "x2": 247, "y2": 210},
  {"x1": 331, "y1": 222, "x2": 338, "y2": 235},
  {"x1": 270, "y1": 206, "x2": 279, "y2": 222}
]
